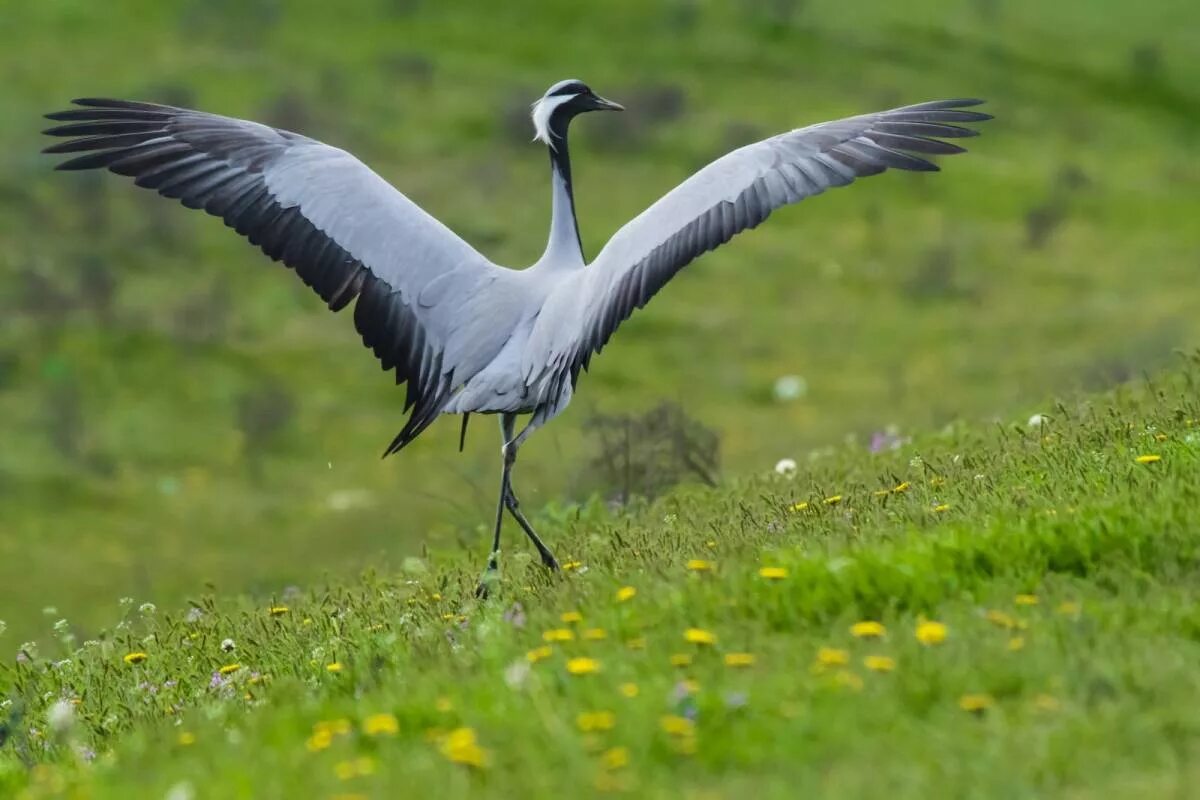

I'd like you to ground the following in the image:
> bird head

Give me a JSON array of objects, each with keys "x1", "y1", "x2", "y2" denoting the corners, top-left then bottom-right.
[{"x1": 531, "y1": 79, "x2": 623, "y2": 150}]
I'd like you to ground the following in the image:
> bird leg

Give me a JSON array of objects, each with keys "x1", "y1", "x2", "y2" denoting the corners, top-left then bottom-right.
[
  {"x1": 475, "y1": 414, "x2": 559, "y2": 599},
  {"x1": 504, "y1": 479, "x2": 560, "y2": 570}
]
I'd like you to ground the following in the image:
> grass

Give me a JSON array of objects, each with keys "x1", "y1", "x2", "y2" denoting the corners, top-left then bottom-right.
[
  {"x1": 3, "y1": 0, "x2": 1200, "y2": 643},
  {"x1": 4, "y1": 358, "x2": 1200, "y2": 798}
]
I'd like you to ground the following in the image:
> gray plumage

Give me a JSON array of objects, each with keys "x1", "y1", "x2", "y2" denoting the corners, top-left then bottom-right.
[{"x1": 44, "y1": 81, "x2": 990, "y2": 591}]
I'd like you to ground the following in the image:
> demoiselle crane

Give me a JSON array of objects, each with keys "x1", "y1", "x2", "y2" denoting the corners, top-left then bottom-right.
[{"x1": 44, "y1": 80, "x2": 991, "y2": 593}]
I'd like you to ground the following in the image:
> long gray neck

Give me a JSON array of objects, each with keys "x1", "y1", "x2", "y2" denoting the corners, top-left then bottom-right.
[{"x1": 537, "y1": 130, "x2": 585, "y2": 270}]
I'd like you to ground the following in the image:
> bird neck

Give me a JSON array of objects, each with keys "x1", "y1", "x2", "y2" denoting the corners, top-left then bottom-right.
[{"x1": 538, "y1": 131, "x2": 585, "y2": 270}]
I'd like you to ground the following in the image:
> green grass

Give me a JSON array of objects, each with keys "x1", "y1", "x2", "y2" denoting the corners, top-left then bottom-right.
[
  {"x1": 4, "y1": 359, "x2": 1200, "y2": 798},
  {"x1": 3, "y1": 0, "x2": 1200, "y2": 644}
]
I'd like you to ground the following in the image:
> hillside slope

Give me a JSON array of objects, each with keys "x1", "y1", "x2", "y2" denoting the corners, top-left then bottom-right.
[{"x1": 3, "y1": 359, "x2": 1199, "y2": 798}]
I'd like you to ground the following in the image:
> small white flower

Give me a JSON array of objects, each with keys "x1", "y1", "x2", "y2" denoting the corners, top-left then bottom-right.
[
  {"x1": 220, "y1": 638, "x2": 235, "y2": 653},
  {"x1": 773, "y1": 375, "x2": 808, "y2": 402},
  {"x1": 774, "y1": 458, "x2": 798, "y2": 476},
  {"x1": 48, "y1": 699, "x2": 74, "y2": 733},
  {"x1": 118, "y1": 597, "x2": 134, "y2": 608},
  {"x1": 53, "y1": 619, "x2": 70, "y2": 633},
  {"x1": 504, "y1": 659, "x2": 531, "y2": 690},
  {"x1": 139, "y1": 603, "x2": 157, "y2": 616},
  {"x1": 164, "y1": 781, "x2": 195, "y2": 800},
  {"x1": 1027, "y1": 413, "x2": 1047, "y2": 427}
]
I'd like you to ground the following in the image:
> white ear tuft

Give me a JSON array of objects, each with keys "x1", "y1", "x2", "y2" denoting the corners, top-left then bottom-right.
[{"x1": 530, "y1": 93, "x2": 577, "y2": 151}]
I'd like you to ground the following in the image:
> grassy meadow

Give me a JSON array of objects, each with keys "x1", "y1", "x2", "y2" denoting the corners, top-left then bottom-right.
[
  {"x1": 2, "y1": 0, "x2": 1200, "y2": 795},
  {"x1": 3, "y1": 359, "x2": 1200, "y2": 797}
]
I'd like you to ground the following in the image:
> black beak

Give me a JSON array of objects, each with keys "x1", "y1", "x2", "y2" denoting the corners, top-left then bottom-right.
[{"x1": 589, "y1": 94, "x2": 624, "y2": 112}]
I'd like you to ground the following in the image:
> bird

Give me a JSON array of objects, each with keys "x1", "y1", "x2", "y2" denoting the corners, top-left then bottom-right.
[{"x1": 43, "y1": 79, "x2": 991, "y2": 594}]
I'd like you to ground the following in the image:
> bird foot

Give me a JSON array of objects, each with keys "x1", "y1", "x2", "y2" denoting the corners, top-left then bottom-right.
[{"x1": 475, "y1": 558, "x2": 500, "y2": 600}]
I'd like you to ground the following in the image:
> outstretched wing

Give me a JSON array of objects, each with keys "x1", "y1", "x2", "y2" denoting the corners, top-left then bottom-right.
[
  {"x1": 44, "y1": 98, "x2": 512, "y2": 453},
  {"x1": 549, "y1": 99, "x2": 990, "y2": 379}
]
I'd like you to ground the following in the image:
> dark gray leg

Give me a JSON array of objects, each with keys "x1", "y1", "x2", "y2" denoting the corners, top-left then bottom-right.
[
  {"x1": 503, "y1": 415, "x2": 559, "y2": 570},
  {"x1": 475, "y1": 415, "x2": 518, "y2": 599},
  {"x1": 504, "y1": 479, "x2": 559, "y2": 569}
]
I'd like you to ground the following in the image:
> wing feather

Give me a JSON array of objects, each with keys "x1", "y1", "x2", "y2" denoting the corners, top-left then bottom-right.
[
  {"x1": 45, "y1": 98, "x2": 511, "y2": 453},
  {"x1": 535, "y1": 99, "x2": 991, "y2": 382}
]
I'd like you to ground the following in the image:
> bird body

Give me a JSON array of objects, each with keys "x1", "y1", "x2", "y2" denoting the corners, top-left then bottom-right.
[{"x1": 44, "y1": 79, "x2": 990, "y2": 589}]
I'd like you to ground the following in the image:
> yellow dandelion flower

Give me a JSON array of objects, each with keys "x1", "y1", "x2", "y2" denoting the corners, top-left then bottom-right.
[
  {"x1": 985, "y1": 609, "x2": 1018, "y2": 629},
  {"x1": 932, "y1": 503, "x2": 950, "y2": 513},
  {"x1": 705, "y1": 539, "x2": 717, "y2": 549},
  {"x1": 816, "y1": 647, "x2": 850, "y2": 667},
  {"x1": 615, "y1": 586, "x2": 637, "y2": 603},
  {"x1": 583, "y1": 628, "x2": 608, "y2": 641},
  {"x1": 560, "y1": 611, "x2": 583, "y2": 624},
  {"x1": 915, "y1": 620, "x2": 948, "y2": 645},
  {"x1": 362, "y1": 713, "x2": 399, "y2": 736},
  {"x1": 670, "y1": 653, "x2": 693, "y2": 667},
  {"x1": 1034, "y1": 694, "x2": 1061, "y2": 712},
  {"x1": 1008, "y1": 636, "x2": 1025, "y2": 651},
  {"x1": 892, "y1": 481, "x2": 911, "y2": 493},
  {"x1": 303, "y1": 617, "x2": 313, "y2": 625},
  {"x1": 850, "y1": 621, "x2": 886, "y2": 639},
  {"x1": 929, "y1": 477, "x2": 946, "y2": 487},
  {"x1": 790, "y1": 501, "x2": 809, "y2": 512},
  {"x1": 325, "y1": 662, "x2": 344, "y2": 673},
  {"x1": 429, "y1": 592, "x2": 442, "y2": 601},
  {"x1": 863, "y1": 655, "x2": 896, "y2": 672},
  {"x1": 1014, "y1": 594, "x2": 1039, "y2": 606},
  {"x1": 601, "y1": 746, "x2": 629, "y2": 770},
  {"x1": 824, "y1": 494, "x2": 843, "y2": 505},
  {"x1": 684, "y1": 628, "x2": 717, "y2": 645},
  {"x1": 334, "y1": 760, "x2": 357, "y2": 781},
  {"x1": 218, "y1": 663, "x2": 241, "y2": 676},
  {"x1": 724, "y1": 652, "x2": 756, "y2": 668},
  {"x1": 576, "y1": 711, "x2": 616, "y2": 732},
  {"x1": 758, "y1": 566, "x2": 788, "y2": 580},
  {"x1": 1155, "y1": 433, "x2": 1168, "y2": 442},
  {"x1": 625, "y1": 637, "x2": 647, "y2": 650},
  {"x1": 306, "y1": 729, "x2": 333, "y2": 752},
  {"x1": 1134, "y1": 454, "x2": 1161, "y2": 464},
  {"x1": 562, "y1": 561, "x2": 583, "y2": 571},
  {"x1": 686, "y1": 559, "x2": 714, "y2": 572},
  {"x1": 958, "y1": 693, "x2": 994, "y2": 712},
  {"x1": 680, "y1": 679, "x2": 700, "y2": 694},
  {"x1": 619, "y1": 682, "x2": 639, "y2": 698},
  {"x1": 566, "y1": 657, "x2": 600, "y2": 675},
  {"x1": 439, "y1": 727, "x2": 489, "y2": 768},
  {"x1": 123, "y1": 652, "x2": 148, "y2": 665},
  {"x1": 435, "y1": 697, "x2": 453, "y2": 713},
  {"x1": 177, "y1": 731, "x2": 196, "y2": 746},
  {"x1": 872, "y1": 489, "x2": 890, "y2": 497},
  {"x1": 543, "y1": 628, "x2": 575, "y2": 643},
  {"x1": 526, "y1": 645, "x2": 553, "y2": 663},
  {"x1": 659, "y1": 715, "x2": 695, "y2": 736},
  {"x1": 268, "y1": 605, "x2": 289, "y2": 617},
  {"x1": 1056, "y1": 601, "x2": 1081, "y2": 616}
]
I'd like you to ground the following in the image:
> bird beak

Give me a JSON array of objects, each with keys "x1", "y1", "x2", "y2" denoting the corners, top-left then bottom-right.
[{"x1": 591, "y1": 95, "x2": 624, "y2": 112}]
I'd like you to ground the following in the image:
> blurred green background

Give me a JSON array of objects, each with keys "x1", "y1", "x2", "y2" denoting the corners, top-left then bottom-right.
[{"x1": 1, "y1": 0, "x2": 1198, "y2": 644}]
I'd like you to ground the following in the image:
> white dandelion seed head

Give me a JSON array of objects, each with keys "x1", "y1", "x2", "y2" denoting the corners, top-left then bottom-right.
[
  {"x1": 139, "y1": 603, "x2": 157, "y2": 616},
  {"x1": 220, "y1": 638, "x2": 235, "y2": 653},
  {"x1": 773, "y1": 375, "x2": 808, "y2": 402},
  {"x1": 774, "y1": 458, "x2": 798, "y2": 477},
  {"x1": 1027, "y1": 413, "x2": 1047, "y2": 427},
  {"x1": 48, "y1": 699, "x2": 74, "y2": 733},
  {"x1": 504, "y1": 659, "x2": 531, "y2": 690}
]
